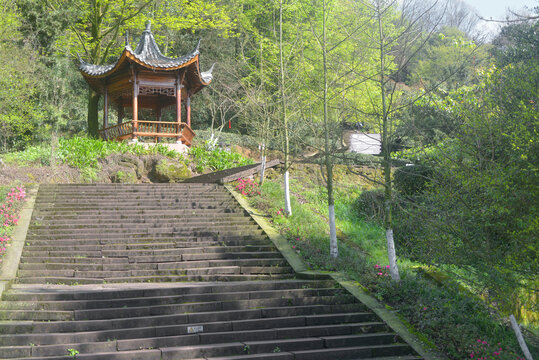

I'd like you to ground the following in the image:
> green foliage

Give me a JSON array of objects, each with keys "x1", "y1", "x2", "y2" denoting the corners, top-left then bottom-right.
[
  {"x1": 408, "y1": 27, "x2": 491, "y2": 90},
  {"x1": 393, "y1": 164, "x2": 432, "y2": 196},
  {"x1": 55, "y1": 136, "x2": 181, "y2": 169},
  {"x1": 491, "y1": 21, "x2": 538, "y2": 67},
  {"x1": 188, "y1": 145, "x2": 254, "y2": 173},
  {"x1": 0, "y1": 0, "x2": 41, "y2": 152},
  {"x1": 1, "y1": 145, "x2": 52, "y2": 166},
  {"x1": 391, "y1": 59, "x2": 538, "y2": 316},
  {"x1": 375, "y1": 271, "x2": 523, "y2": 360}
]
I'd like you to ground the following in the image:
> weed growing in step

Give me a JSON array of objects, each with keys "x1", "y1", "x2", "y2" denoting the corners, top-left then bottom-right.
[
  {"x1": 67, "y1": 348, "x2": 79, "y2": 357},
  {"x1": 0, "y1": 186, "x2": 26, "y2": 260}
]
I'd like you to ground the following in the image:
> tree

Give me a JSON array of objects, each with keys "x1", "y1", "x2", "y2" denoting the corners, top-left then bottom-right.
[
  {"x1": 278, "y1": 0, "x2": 293, "y2": 216},
  {"x1": 0, "y1": 0, "x2": 41, "y2": 152},
  {"x1": 392, "y1": 19, "x2": 538, "y2": 314},
  {"x1": 349, "y1": 0, "x2": 455, "y2": 282}
]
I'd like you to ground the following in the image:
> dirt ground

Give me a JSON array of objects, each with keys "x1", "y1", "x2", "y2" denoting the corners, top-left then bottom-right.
[{"x1": 0, "y1": 164, "x2": 80, "y2": 186}]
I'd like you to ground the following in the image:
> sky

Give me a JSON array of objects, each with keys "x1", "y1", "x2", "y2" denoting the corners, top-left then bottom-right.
[{"x1": 464, "y1": 0, "x2": 538, "y2": 36}]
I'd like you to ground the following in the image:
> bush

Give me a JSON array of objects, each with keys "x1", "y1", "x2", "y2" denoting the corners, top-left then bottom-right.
[
  {"x1": 1, "y1": 144, "x2": 51, "y2": 166},
  {"x1": 375, "y1": 271, "x2": 523, "y2": 360},
  {"x1": 393, "y1": 164, "x2": 432, "y2": 196},
  {"x1": 189, "y1": 145, "x2": 254, "y2": 173},
  {"x1": 355, "y1": 188, "x2": 385, "y2": 221},
  {"x1": 235, "y1": 178, "x2": 261, "y2": 197}
]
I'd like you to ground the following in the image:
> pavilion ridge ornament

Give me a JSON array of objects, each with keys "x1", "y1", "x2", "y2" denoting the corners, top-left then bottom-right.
[{"x1": 78, "y1": 20, "x2": 215, "y2": 145}]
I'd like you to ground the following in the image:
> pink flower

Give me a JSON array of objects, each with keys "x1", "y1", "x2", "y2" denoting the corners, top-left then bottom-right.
[
  {"x1": 423, "y1": 307, "x2": 427, "y2": 310},
  {"x1": 386, "y1": 265, "x2": 390, "y2": 269}
]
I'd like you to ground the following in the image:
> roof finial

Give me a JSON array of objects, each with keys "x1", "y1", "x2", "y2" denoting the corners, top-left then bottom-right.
[
  {"x1": 125, "y1": 31, "x2": 130, "y2": 46},
  {"x1": 145, "y1": 20, "x2": 151, "y2": 31},
  {"x1": 195, "y1": 39, "x2": 202, "y2": 52}
]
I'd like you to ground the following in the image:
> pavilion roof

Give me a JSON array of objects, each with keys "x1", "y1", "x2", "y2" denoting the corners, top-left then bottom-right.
[{"x1": 78, "y1": 21, "x2": 214, "y2": 84}]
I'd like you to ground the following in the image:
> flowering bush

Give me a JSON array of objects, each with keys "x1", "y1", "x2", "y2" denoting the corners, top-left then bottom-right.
[
  {"x1": 0, "y1": 186, "x2": 27, "y2": 259},
  {"x1": 235, "y1": 178, "x2": 261, "y2": 197},
  {"x1": 469, "y1": 339, "x2": 525, "y2": 360},
  {"x1": 374, "y1": 264, "x2": 390, "y2": 277}
]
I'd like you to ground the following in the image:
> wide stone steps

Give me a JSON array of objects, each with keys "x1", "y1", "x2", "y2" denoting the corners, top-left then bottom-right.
[
  {"x1": 0, "y1": 183, "x2": 421, "y2": 359},
  {"x1": 0, "y1": 280, "x2": 411, "y2": 359}
]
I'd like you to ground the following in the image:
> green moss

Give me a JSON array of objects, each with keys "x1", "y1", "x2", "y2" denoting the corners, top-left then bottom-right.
[{"x1": 154, "y1": 159, "x2": 192, "y2": 182}]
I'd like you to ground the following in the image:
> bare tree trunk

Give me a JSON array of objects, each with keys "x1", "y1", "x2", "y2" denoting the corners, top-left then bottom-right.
[
  {"x1": 321, "y1": 0, "x2": 338, "y2": 258},
  {"x1": 279, "y1": 0, "x2": 292, "y2": 216},
  {"x1": 377, "y1": 0, "x2": 400, "y2": 282},
  {"x1": 510, "y1": 315, "x2": 534, "y2": 360},
  {"x1": 260, "y1": 143, "x2": 267, "y2": 184}
]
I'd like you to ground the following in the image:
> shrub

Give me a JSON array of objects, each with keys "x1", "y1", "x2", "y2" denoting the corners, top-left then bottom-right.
[
  {"x1": 235, "y1": 178, "x2": 260, "y2": 197},
  {"x1": 189, "y1": 145, "x2": 254, "y2": 173},
  {"x1": 355, "y1": 188, "x2": 385, "y2": 221},
  {"x1": 393, "y1": 164, "x2": 432, "y2": 196}
]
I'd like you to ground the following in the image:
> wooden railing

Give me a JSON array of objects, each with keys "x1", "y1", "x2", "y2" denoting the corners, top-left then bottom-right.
[
  {"x1": 179, "y1": 123, "x2": 195, "y2": 146},
  {"x1": 99, "y1": 121, "x2": 134, "y2": 141},
  {"x1": 136, "y1": 120, "x2": 179, "y2": 137},
  {"x1": 98, "y1": 120, "x2": 195, "y2": 145}
]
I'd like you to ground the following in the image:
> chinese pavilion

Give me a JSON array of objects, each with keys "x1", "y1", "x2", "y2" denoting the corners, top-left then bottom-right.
[{"x1": 78, "y1": 21, "x2": 214, "y2": 145}]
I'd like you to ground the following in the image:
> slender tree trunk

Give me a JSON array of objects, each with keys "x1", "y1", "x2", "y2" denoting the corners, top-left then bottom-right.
[
  {"x1": 510, "y1": 315, "x2": 533, "y2": 360},
  {"x1": 321, "y1": 0, "x2": 338, "y2": 258},
  {"x1": 279, "y1": 0, "x2": 292, "y2": 216},
  {"x1": 260, "y1": 143, "x2": 267, "y2": 184},
  {"x1": 378, "y1": 1, "x2": 400, "y2": 282},
  {"x1": 88, "y1": 89, "x2": 100, "y2": 138},
  {"x1": 259, "y1": 40, "x2": 268, "y2": 186}
]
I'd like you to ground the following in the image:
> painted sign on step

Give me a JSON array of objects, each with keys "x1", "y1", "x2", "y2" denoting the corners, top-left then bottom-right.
[{"x1": 187, "y1": 325, "x2": 204, "y2": 334}]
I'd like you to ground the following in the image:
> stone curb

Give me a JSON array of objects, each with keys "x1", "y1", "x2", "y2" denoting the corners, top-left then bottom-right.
[
  {"x1": 226, "y1": 184, "x2": 446, "y2": 360},
  {"x1": 0, "y1": 185, "x2": 39, "y2": 298}
]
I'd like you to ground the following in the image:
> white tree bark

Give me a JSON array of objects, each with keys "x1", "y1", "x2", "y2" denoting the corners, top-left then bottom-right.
[
  {"x1": 329, "y1": 204, "x2": 338, "y2": 258},
  {"x1": 284, "y1": 170, "x2": 292, "y2": 216},
  {"x1": 260, "y1": 144, "x2": 266, "y2": 181},
  {"x1": 386, "y1": 228, "x2": 400, "y2": 282},
  {"x1": 510, "y1": 315, "x2": 533, "y2": 360}
]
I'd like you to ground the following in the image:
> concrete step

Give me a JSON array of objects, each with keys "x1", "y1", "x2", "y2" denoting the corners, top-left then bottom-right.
[{"x1": 0, "y1": 183, "x2": 421, "y2": 359}]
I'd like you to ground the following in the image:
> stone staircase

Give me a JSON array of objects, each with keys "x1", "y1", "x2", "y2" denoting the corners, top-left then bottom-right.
[{"x1": 0, "y1": 184, "x2": 422, "y2": 360}]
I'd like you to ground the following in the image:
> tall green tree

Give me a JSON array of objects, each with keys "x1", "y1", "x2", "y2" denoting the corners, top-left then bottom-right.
[{"x1": 0, "y1": 0, "x2": 41, "y2": 152}]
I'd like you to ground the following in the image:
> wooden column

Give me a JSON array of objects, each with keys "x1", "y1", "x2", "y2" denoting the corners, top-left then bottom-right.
[
  {"x1": 186, "y1": 93, "x2": 191, "y2": 128},
  {"x1": 118, "y1": 98, "x2": 124, "y2": 125},
  {"x1": 103, "y1": 87, "x2": 109, "y2": 131},
  {"x1": 175, "y1": 72, "x2": 182, "y2": 142},
  {"x1": 156, "y1": 104, "x2": 162, "y2": 143},
  {"x1": 132, "y1": 68, "x2": 139, "y2": 141}
]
